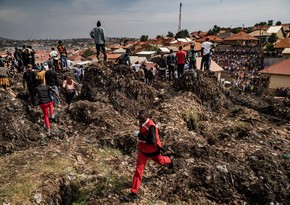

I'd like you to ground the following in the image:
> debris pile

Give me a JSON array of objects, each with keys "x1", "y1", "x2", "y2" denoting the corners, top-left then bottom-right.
[
  {"x1": 173, "y1": 71, "x2": 231, "y2": 111},
  {"x1": 0, "y1": 62, "x2": 289, "y2": 205},
  {"x1": 80, "y1": 64, "x2": 157, "y2": 114}
]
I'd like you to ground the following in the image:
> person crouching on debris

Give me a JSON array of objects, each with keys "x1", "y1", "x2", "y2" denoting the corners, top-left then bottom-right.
[
  {"x1": 35, "y1": 79, "x2": 58, "y2": 134},
  {"x1": 62, "y1": 76, "x2": 77, "y2": 108},
  {"x1": 124, "y1": 109, "x2": 174, "y2": 202}
]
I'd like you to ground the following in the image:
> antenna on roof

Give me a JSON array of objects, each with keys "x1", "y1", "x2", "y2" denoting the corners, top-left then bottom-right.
[{"x1": 178, "y1": 2, "x2": 182, "y2": 32}]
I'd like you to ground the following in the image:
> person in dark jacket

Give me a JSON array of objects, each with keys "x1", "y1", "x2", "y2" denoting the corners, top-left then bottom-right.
[
  {"x1": 124, "y1": 109, "x2": 173, "y2": 202},
  {"x1": 35, "y1": 80, "x2": 58, "y2": 133},
  {"x1": 23, "y1": 64, "x2": 37, "y2": 105},
  {"x1": 14, "y1": 47, "x2": 23, "y2": 72},
  {"x1": 45, "y1": 65, "x2": 61, "y2": 107}
]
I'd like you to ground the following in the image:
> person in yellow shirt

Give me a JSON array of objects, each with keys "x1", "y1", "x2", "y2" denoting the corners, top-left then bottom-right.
[{"x1": 37, "y1": 66, "x2": 46, "y2": 85}]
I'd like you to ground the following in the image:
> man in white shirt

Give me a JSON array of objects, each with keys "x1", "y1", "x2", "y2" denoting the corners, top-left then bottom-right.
[
  {"x1": 200, "y1": 38, "x2": 214, "y2": 72},
  {"x1": 49, "y1": 47, "x2": 59, "y2": 71},
  {"x1": 132, "y1": 61, "x2": 141, "y2": 72}
]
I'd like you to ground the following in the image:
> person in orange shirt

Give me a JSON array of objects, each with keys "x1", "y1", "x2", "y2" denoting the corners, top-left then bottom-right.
[{"x1": 175, "y1": 46, "x2": 186, "y2": 78}]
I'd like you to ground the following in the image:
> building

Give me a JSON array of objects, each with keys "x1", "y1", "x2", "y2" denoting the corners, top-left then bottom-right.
[
  {"x1": 223, "y1": 31, "x2": 259, "y2": 46},
  {"x1": 259, "y1": 58, "x2": 290, "y2": 89},
  {"x1": 136, "y1": 51, "x2": 157, "y2": 58},
  {"x1": 196, "y1": 36, "x2": 223, "y2": 43},
  {"x1": 267, "y1": 26, "x2": 285, "y2": 39},
  {"x1": 196, "y1": 57, "x2": 224, "y2": 81},
  {"x1": 249, "y1": 30, "x2": 271, "y2": 45},
  {"x1": 274, "y1": 38, "x2": 290, "y2": 53},
  {"x1": 282, "y1": 48, "x2": 290, "y2": 60}
]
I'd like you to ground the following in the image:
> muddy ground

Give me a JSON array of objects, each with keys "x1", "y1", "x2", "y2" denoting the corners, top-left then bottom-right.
[{"x1": 0, "y1": 63, "x2": 289, "y2": 205}]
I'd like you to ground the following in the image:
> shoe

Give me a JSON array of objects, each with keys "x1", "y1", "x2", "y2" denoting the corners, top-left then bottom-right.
[
  {"x1": 169, "y1": 155, "x2": 174, "y2": 169},
  {"x1": 123, "y1": 192, "x2": 138, "y2": 202}
]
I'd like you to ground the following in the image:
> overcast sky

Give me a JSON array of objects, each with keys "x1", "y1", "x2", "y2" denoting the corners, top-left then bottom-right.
[{"x1": 0, "y1": 0, "x2": 289, "y2": 40}]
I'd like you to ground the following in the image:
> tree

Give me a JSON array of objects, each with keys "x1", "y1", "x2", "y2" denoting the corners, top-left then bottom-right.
[
  {"x1": 268, "y1": 20, "x2": 273, "y2": 26},
  {"x1": 82, "y1": 48, "x2": 94, "y2": 58},
  {"x1": 207, "y1": 25, "x2": 221, "y2": 35},
  {"x1": 255, "y1": 22, "x2": 267, "y2": 27},
  {"x1": 166, "y1": 31, "x2": 174, "y2": 37},
  {"x1": 268, "y1": 33, "x2": 278, "y2": 43},
  {"x1": 231, "y1": 27, "x2": 242, "y2": 34},
  {"x1": 265, "y1": 42, "x2": 274, "y2": 51},
  {"x1": 245, "y1": 27, "x2": 254, "y2": 33},
  {"x1": 175, "y1": 29, "x2": 189, "y2": 38},
  {"x1": 276, "y1": 21, "x2": 282, "y2": 25},
  {"x1": 140, "y1": 35, "x2": 148, "y2": 42}
]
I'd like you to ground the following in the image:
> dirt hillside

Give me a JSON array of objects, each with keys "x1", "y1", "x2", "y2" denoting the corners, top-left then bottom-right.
[{"x1": 0, "y1": 63, "x2": 289, "y2": 205}]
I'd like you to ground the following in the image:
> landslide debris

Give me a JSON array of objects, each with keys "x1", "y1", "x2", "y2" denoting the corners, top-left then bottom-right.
[{"x1": 0, "y1": 64, "x2": 289, "y2": 205}]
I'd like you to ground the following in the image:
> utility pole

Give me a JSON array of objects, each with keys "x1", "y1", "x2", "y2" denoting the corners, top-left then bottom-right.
[{"x1": 178, "y1": 2, "x2": 182, "y2": 32}]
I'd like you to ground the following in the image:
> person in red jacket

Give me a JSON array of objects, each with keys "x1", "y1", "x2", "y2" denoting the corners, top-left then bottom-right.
[{"x1": 124, "y1": 109, "x2": 173, "y2": 202}]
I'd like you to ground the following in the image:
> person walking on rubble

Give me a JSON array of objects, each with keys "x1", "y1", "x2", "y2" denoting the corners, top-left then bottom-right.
[
  {"x1": 186, "y1": 43, "x2": 199, "y2": 70},
  {"x1": 49, "y1": 47, "x2": 59, "y2": 71},
  {"x1": 166, "y1": 49, "x2": 176, "y2": 81},
  {"x1": 175, "y1": 46, "x2": 186, "y2": 78},
  {"x1": 45, "y1": 65, "x2": 61, "y2": 107},
  {"x1": 90, "y1": 20, "x2": 107, "y2": 62},
  {"x1": 62, "y1": 76, "x2": 77, "y2": 109},
  {"x1": 35, "y1": 79, "x2": 58, "y2": 134},
  {"x1": 23, "y1": 64, "x2": 37, "y2": 105},
  {"x1": 200, "y1": 38, "x2": 214, "y2": 72},
  {"x1": 57, "y1": 40, "x2": 68, "y2": 70},
  {"x1": 124, "y1": 109, "x2": 174, "y2": 202}
]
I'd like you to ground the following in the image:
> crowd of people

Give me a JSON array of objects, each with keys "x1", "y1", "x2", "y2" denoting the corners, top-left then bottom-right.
[
  {"x1": 212, "y1": 49, "x2": 269, "y2": 95},
  {"x1": 275, "y1": 87, "x2": 290, "y2": 97}
]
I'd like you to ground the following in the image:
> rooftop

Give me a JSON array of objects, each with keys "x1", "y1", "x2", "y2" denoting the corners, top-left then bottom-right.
[{"x1": 259, "y1": 58, "x2": 290, "y2": 76}]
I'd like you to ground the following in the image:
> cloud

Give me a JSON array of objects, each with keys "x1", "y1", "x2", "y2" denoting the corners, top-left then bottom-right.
[{"x1": 0, "y1": 0, "x2": 289, "y2": 39}]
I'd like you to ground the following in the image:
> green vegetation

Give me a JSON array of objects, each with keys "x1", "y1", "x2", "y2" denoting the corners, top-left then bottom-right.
[
  {"x1": 167, "y1": 31, "x2": 174, "y2": 38},
  {"x1": 140, "y1": 35, "x2": 149, "y2": 42},
  {"x1": 187, "y1": 106, "x2": 199, "y2": 130},
  {"x1": 0, "y1": 148, "x2": 129, "y2": 205},
  {"x1": 175, "y1": 29, "x2": 190, "y2": 38},
  {"x1": 82, "y1": 48, "x2": 95, "y2": 58}
]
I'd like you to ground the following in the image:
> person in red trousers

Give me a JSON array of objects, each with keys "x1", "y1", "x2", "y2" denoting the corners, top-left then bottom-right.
[
  {"x1": 124, "y1": 109, "x2": 174, "y2": 202},
  {"x1": 35, "y1": 79, "x2": 59, "y2": 134}
]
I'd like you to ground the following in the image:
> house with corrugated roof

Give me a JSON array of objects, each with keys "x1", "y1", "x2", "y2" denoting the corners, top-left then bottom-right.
[
  {"x1": 249, "y1": 30, "x2": 271, "y2": 44},
  {"x1": 196, "y1": 36, "x2": 223, "y2": 43},
  {"x1": 274, "y1": 38, "x2": 290, "y2": 52},
  {"x1": 113, "y1": 48, "x2": 127, "y2": 54},
  {"x1": 223, "y1": 31, "x2": 259, "y2": 46},
  {"x1": 267, "y1": 26, "x2": 285, "y2": 39},
  {"x1": 259, "y1": 58, "x2": 290, "y2": 88},
  {"x1": 282, "y1": 48, "x2": 290, "y2": 60},
  {"x1": 217, "y1": 32, "x2": 234, "y2": 40}
]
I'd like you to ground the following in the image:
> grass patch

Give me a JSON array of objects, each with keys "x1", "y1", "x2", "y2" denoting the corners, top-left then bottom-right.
[
  {"x1": 0, "y1": 153, "x2": 74, "y2": 204},
  {"x1": 236, "y1": 121, "x2": 249, "y2": 129},
  {"x1": 186, "y1": 106, "x2": 199, "y2": 130}
]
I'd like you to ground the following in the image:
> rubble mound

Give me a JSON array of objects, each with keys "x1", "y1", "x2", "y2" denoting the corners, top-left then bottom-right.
[
  {"x1": 231, "y1": 94, "x2": 290, "y2": 124},
  {"x1": 80, "y1": 64, "x2": 157, "y2": 113},
  {"x1": 1, "y1": 63, "x2": 290, "y2": 205},
  {"x1": 0, "y1": 89, "x2": 44, "y2": 153},
  {"x1": 173, "y1": 71, "x2": 231, "y2": 111}
]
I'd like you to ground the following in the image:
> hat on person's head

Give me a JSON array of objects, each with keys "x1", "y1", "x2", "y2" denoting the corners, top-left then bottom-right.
[{"x1": 97, "y1": 21, "x2": 101, "y2": 27}]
